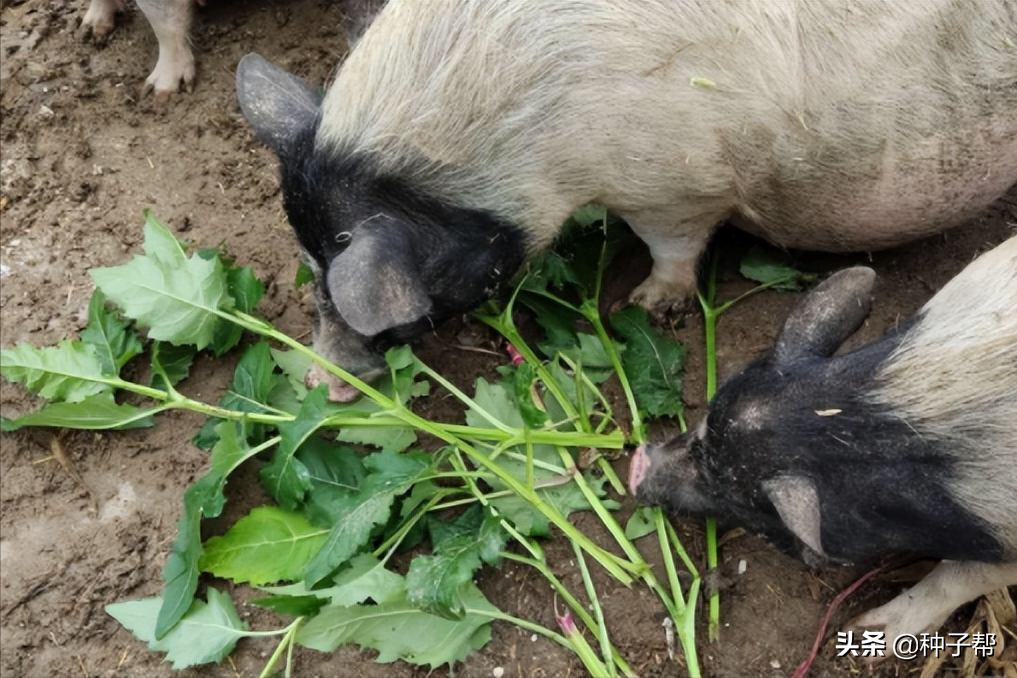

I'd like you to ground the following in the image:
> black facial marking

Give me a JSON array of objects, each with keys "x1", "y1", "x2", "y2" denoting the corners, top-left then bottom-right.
[
  {"x1": 651, "y1": 317, "x2": 1005, "y2": 565},
  {"x1": 275, "y1": 124, "x2": 528, "y2": 346}
]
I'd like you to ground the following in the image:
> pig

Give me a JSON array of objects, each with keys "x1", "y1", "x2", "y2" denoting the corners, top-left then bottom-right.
[
  {"x1": 628, "y1": 236, "x2": 1017, "y2": 643},
  {"x1": 234, "y1": 0, "x2": 1017, "y2": 401},
  {"x1": 81, "y1": 0, "x2": 195, "y2": 94}
]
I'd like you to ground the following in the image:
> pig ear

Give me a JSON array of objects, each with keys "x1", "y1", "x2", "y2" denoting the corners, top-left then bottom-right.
[
  {"x1": 762, "y1": 475, "x2": 825, "y2": 557},
  {"x1": 235, "y1": 53, "x2": 322, "y2": 154},
  {"x1": 327, "y1": 228, "x2": 433, "y2": 337},
  {"x1": 773, "y1": 267, "x2": 876, "y2": 365}
]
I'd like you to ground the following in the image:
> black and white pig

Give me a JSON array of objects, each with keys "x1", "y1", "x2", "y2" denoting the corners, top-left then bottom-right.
[
  {"x1": 235, "y1": 0, "x2": 1017, "y2": 401},
  {"x1": 629, "y1": 236, "x2": 1017, "y2": 641}
]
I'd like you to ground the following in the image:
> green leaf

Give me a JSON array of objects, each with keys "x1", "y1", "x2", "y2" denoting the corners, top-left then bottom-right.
[
  {"x1": 0, "y1": 391, "x2": 158, "y2": 431},
  {"x1": 210, "y1": 261, "x2": 266, "y2": 355},
  {"x1": 261, "y1": 553, "x2": 406, "y2": 607},
  {"x1": 270, "y1": 348, "x2": 311, "y2": 400},
  {"x1": 334, "y1": 425, "x2": 417, "y2": 454},
  {"x1": 302, "y1": 450, "x2": 431, "y2": 587},
  {"x1": 195, "y1": 341, "x2": 280, "y2": 449},
  {"x1": 297, "y1": 438, "x2": 367, "y2": 526},
  {"x1": 739, "y1": 244, "x2": 813, "y2": 290},
  {"x1": 156, "y1": 471, "x2": 227, "y2": 639},
  {"x1": 296, "y1": 581, "x2": 496, "y2": 670},
  {"x1": 502, "y1": 362, "x2": 548, "y2": 429},
  {"x1": 150, "y1": 342, "x2": 196, "y2": 391},
  {"x1": 208, "y1": 420, "x2": 258, "y2": 478},
  {"x1": 555, "y1": 332, "x2": 617, "y2": 384},
  {"x1": 107, "y1": 588, "x2": 249, "y2": 670},
  {"x1": 259, "y1": 384, "x2": 330, "y2": 510},
  {"x1": 226, "y1": 261, "x2": 265, "y2": 314},
  {"x1": 490, "y1": 473, "x2": 612, "y2": 537},
  {"x1": 611, "y1": 306, "x2": 687, "y2": 419},
  {"x1": 0, "y1": 340, "x2": 108, "y2": 402},
  {"x1": 249, "y1": 594, "x2": 328, "y2": 617},
  {"x1": 89, "y1": 212, "x2": 232, "y2": 350},
  {"x1": 80, "y1": 289, "x2": 143, "y2": 375},
  {"x1": 295, "y1": 261, "x2": 315, "y2": 288},
  {"x1": 406, "y1": 506, "x2": 505, "y2": 619},
  {"x1": 200, "y1": 506, "x2": 329, "y2": 585},
  {"x1": 624, "y1": 506, "x2": 657, "y2": 540}
]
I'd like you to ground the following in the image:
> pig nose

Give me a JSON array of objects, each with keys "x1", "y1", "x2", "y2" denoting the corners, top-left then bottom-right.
[
  {"x1": 305, "y1": 363, "x2": 363, "y2": 403},
  {"x1": 628, "y1": 444, "x2": 651, "y2": 495}
]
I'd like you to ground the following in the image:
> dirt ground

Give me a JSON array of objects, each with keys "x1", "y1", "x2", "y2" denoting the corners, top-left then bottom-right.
[{"x1": 1, "y1": 2, "x2": 1015, "y2": 677}]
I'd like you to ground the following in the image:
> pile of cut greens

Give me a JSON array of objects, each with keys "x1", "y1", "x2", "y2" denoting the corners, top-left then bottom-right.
[{"x1": 1, "y1": 209, "x2": 808, "y2": 677}]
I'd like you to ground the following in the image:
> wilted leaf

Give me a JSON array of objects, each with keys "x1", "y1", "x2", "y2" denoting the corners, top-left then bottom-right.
[
  {"x1": 108, "y1": 588, "x2": 249, "y2": 670},
  {"x1": 0, "y1": 340, "x2": 108, "y2": 402},
  {"x1": 296, "y1": 581, "x2": 496, "y2": 670},
  {"x1": 0, "y1": 392, "x2": 159, "y2": 431}
]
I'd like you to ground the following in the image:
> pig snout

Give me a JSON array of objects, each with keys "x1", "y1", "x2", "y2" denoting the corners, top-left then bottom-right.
[
  {"x1": 628, "y1": 444, "x2": 652, "y2": 495},
  {"x1": 304, "y1": 364, "x2": 365, "y2": 403}
]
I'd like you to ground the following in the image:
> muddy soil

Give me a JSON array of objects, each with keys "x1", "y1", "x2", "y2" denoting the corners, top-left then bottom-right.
[{"x1": 1, "y1": 2, "x2": 1015, "y2": 677}]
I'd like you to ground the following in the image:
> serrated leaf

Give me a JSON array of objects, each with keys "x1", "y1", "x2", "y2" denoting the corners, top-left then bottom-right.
[
  {"x1": 259, "y1": 384, "x2": 330, "y2": 510},
  {"x1": 0, "y1": 391, "x2": 160, "y2": 431},
  {"x1": 739, "y1": 244, "x2": 812, "y2": 290},
  {"x1": 296, "y1": 582, "x2": 496, "y2": 670},
  {"x1": 107, "y1": 588, "x2": 249, "y2": 670},
  {"x1": 334, "y1": 425, "x2": 417, "y2": 454},
  {"x1": 611, "y1": 306, "x2": 686, "y2": 419},
  {"x1": 210, "y1": 261, "x2": 266, "y2": 355},
  {"x1": 208, "y1": 420, "x2": 258, "y2": 478},
  {"x1": 297, "y1": 438, "x2": 367, "y2": 526},
  {"x1": 0, "y1": 340, "x2": 108, "y2": 402},
  {"x1": 89, "y1": 214, "x2": 231, "y2": 350},
  {"x1": 406, "y1": 507, "x2": 506, "y2": 619},
  {"x1": 200, "y1": 506, "x2": 329, "y2": 585},
  {"x1": 150, "y1": 341, "x2": 196, "y2": 391},
  {"x1": 80, "y1": 289, "x2": 143, "y2": 376},
  {"x1": 196, "y1": 341, "x2": 280, "y2": 449},
  {"x1": 303, "y1": 450, "x2": 430, "y2": 587},
  {"x1": 156, "y1": 471, "x2": 227, "y2": 639}
]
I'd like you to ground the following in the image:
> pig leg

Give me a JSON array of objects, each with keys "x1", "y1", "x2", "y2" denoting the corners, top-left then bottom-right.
[
  {"x1": 136, "y1": 0, "x2": 195, "y2": 94},
  {"x1": 848, "y1": 560, "x2": 1017, "y2": 642},
  {"x1": 81, "y1": 0, "x2": 126, "y2": 39},
  {"x1": 624, "y1": 210, "x2": 723, "y2": 312}
]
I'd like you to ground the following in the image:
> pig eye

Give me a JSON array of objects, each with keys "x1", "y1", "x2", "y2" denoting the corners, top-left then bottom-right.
[{"x1": 334, "y1": 231, "x2": 352, "y2": 244}]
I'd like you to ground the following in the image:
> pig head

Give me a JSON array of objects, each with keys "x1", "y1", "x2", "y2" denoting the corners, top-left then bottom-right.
[
  {"x1": 629, "y1": 263, "x2": 1013, "y2": 566},
  {"x1": 235, "y1": 54, "x2": 526, "y2": 401}
]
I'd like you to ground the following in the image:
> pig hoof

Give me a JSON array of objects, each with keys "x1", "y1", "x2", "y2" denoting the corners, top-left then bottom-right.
[
  {"x1": 627, "y1": 278, "x2": 694, "y2": 317},
  {"x1": 143, "y1": 51, "x2": 196, "y2": 95},
  {"x1": 80, "y1": 0, "x2": 126, "y2": 40}
]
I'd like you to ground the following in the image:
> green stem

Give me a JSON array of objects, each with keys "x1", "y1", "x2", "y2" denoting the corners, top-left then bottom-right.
[
  {"x1": 571, "y1": 540, "x2": 616, "y2": 677},
  {"x1": 257, "y1": 617, "x2": 303, "y2": 678}
]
